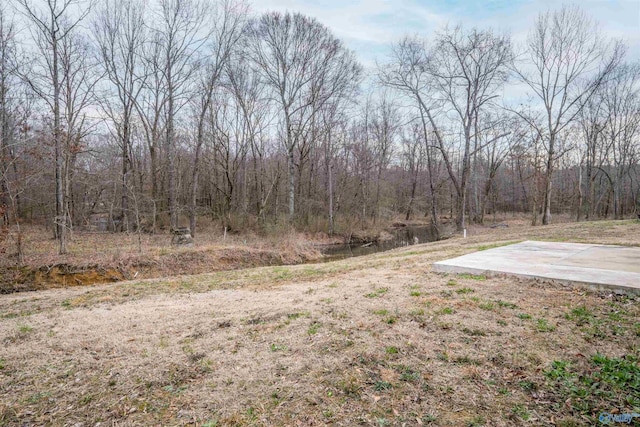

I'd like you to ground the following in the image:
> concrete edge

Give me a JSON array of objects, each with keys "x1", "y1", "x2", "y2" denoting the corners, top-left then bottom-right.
[{"x1": 432, "y1": 262, "x2": 640, "y2": 296}]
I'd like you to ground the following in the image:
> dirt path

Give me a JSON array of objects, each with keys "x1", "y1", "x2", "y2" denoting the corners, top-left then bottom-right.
[{"x1": 1, "y1": 220, "x2": 639, "y2": 426}]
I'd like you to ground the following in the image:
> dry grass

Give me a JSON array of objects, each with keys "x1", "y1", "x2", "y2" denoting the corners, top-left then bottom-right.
[
  {"x1": 1, "y1": 225, "x2": 328, "y2": 266},
  {"x1": 1, "y1": 219, "x2": 639, "y2": 426},
  {"x1": 0, "y1": 227, "x2": 324, "y2": 293}
]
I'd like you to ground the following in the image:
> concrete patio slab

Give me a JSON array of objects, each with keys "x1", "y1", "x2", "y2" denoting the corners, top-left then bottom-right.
[{"x1": 432, "y1": 241, "x2": 640, "y2": 295}]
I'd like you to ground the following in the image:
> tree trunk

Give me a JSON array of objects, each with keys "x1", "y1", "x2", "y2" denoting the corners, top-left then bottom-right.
[
  {"x1": 190, "y1": 102, "x2": 209, "y2": 238},
  {"x1": 328, "y1": 162, "x2": 334, "y2": 235},
  {"x1": 121, "y1": 117, "x2": 130, "y2": 232},
  {"x1": 576, "y1": 161, "x2": 583, "y2": 221},
  {"x1": 167, "y1": 83, "x2": 177, "y2": 231},
  {"x1": 52, "y1": 23, "x2": 67, "y2": 254},
  {"x1": 456, "y1": 132, "x2": 472, "y2": 232},
  {"x1": 189, "y1": 138, "x2": 202, "y2": 237},
  {"x1": 288, "y1": 149, "x2": 295, "y2": 222},
  {"x1": 542, "y1": 134, "x2": 555, "y2": 225},
  {"x1": 406, "y1": 179, "x2": 417, "y2": 221},
  {"x1": 419, "y1": 112, "x2": 439, "y2": 231},
  {"x1": 0, "y1": 58, "x2": 8, "y2": 226}
]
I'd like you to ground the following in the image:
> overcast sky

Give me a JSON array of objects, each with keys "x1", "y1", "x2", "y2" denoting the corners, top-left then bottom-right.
[{"x1": 251, "y1": 0, "x2": 640, "y2": 70}]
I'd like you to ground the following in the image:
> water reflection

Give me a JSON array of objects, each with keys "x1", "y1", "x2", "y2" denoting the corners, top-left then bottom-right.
[{"x1": 320, "y1": 225, "x2": 440, "y2": 262}]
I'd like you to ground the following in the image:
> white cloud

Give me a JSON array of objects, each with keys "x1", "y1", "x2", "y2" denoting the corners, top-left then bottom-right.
[{"x1": 249, "y1": 0, "x2": 640, "y2": 68}]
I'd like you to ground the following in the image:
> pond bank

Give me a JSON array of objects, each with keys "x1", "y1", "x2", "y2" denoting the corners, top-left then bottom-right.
[{"x1": 0, "y1": 223, "x2": 448, "y2": 293}]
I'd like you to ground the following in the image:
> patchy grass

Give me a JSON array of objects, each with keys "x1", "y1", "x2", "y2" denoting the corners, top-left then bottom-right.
[
  {"x1": 17, "y1": 324, "x2": 33, "y2": 334},
  {"x1": 269, "y1": 343, "x2": 288, "y2": 352},
  {"x1": 478, "y1": 301, "x2": 495, "y2": 311},
  {"x1": 496, "y1": 300, "x2": 518, "y2": 309},
  {"x1": 437, "y1": 307, "x2": 455, "y2": 315},
  {"x1": 365, "y1": 287, "x2": 389, "y2": 298},
  {"x1": 385, "y1": 346, "x2": 399, "y2": 355},
  {"x1": 1, "y1": 219, "x2": 639, "y2": 426},
  {"x1": 535, "y1": 317, "x2": 556, "y2": 332},
  {"x1": 307, "y1": 321, "x2": 321, "y2": 335},
  {"x1": 474, "y1": 240, "x2": 521, "y2": 251},
  {"x1": 459, "y1": 273, "x2": 487, "y2": 281},
  {"x1": 544, "y1": 353, "x2": 640, "y2": 423}
]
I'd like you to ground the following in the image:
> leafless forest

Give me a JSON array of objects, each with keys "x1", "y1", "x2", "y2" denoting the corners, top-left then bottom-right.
[{"x1": 1, "y1": 0, "x2": 639, "y2": 254}]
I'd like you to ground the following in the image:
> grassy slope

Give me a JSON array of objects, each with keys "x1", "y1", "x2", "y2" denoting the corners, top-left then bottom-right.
[{"x1": 0, "y1": 220, "x2": 639, "y2": 426}]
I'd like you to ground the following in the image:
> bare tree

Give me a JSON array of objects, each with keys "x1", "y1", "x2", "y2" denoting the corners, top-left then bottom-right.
[
  {"x1": 93, "y1": 0, "x2": 147, "y2": 232},
  {"x1": 578, "y1": 91, "x2": 607, "y2": 220},
  {"x1": 381, "y1": 27, "x2": 511, "y2": 231},
  {"x1": 59, "y1": 30, "x2": 99, "y2": 229},
  {"x1": 0, "y1": 5, "x2": 18, "y2": 226},
  {"x1": 401, "y1": 123, "x2": 424, "y2": 221},
  {"x1": 476, "y1": 115, "x2": 521, "y2": 223},
  {"x1": 601, "y1": 63, "x2": 640, "y2": 219},
  {"x1": 513, "y1": 5, "x2": 622, "y2": 225},
  {"x1": 188, "y1": 0, "x2": 247, "y2": 236},
  {"x1": 369, "y1": 94, "x2": 399, "y2": 224},
  {"x1": 378, "y1": 37, "x2": 441, "y2": 230},
  {"x1": 246, "y1": 11, "x2": 361, "y2": 222},
  {"x1": 225, "y1": 50, "x2": 275, "y2": 225},
  {"x1": 153, "y1": 0, "x2": 208, "y2": 231},
  {"x1": 429, "y1": 26, "x2": 512, "y2": 231},
  {"x1": 135, "y1": 32, "x2": 166, "y2": 226},
  {"x1": 15, "y1": 0, "x2": 93, "y2": 254}
]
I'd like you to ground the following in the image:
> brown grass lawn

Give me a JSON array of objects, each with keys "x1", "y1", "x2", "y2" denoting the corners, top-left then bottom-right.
[{"x1": 1, "y1": 220, "x2": 639, "y2": 426}]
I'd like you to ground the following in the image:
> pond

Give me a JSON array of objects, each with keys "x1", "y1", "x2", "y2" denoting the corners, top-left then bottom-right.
[{"x1": 319, "y1": 225, "x2": 440, "y2": 262}]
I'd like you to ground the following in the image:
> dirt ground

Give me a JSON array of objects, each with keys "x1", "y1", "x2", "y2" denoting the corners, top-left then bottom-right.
[
  {"x1": 1, "y1": 219, "x2": 639, "y2": 426},
  {"x1": 0, "y1": 229, "x2": 326, "y2": 293}
]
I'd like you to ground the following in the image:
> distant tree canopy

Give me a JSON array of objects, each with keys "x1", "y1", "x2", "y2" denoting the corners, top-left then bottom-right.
[{"x1": 1, "y1": 1, "x2": 639, "y2": 253}]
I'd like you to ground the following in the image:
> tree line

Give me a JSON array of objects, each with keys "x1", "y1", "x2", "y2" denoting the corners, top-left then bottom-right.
[{"x1": 0, "y1": 1, "x2": 639, "y2": 254}]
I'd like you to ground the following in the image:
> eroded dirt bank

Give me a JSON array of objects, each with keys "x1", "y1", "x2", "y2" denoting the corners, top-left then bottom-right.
[{"x1": 1, "y1": 245, "x2": 319, "y2": 293}]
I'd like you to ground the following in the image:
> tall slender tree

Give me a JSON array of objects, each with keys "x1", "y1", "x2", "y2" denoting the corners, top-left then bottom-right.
[
  {"x1": 188, "y1": 0, "x2": 247, "y2": 236},
  {"x1": 246, "y1": 11, "x2": 361, "y2": 222},
  {"x1": 16, "y1": 0, "x2": 93, "y2": 254},
  {"x1": 94, "y1": 0, "x2": 147, "y2": 232},
  {"x1": 154, "y1": 0, "x2": 208, "y2": 230},
  {"x1": 513, "y1": 5, "x2": 622, "y2": 225}
]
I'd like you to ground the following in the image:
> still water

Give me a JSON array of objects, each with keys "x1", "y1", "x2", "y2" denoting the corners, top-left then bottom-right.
[{"x1": 320, "y1": 225, "x2": 440, "y2": 261}]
